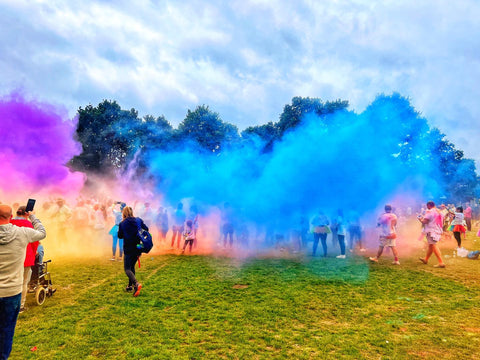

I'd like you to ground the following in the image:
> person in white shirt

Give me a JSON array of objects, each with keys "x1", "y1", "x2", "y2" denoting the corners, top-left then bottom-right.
[
  {"x1": 450, "y1": 206, "x2": 466, "y2": 248},
  {"x1": 369, "y1": 205, "x2": 400, "y2": 265},
  {"x1": 418, "y1": 201, "x2": 445, "y2": 268}
]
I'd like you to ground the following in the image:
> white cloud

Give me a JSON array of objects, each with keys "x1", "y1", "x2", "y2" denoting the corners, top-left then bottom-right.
[{"x1": 1, "y1": 0, "x2": 480, "y2": 162}]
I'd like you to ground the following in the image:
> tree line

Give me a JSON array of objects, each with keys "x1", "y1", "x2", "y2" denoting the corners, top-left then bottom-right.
[{"x1": 68, "y1": 94, "x2": 479, "y2": 202}]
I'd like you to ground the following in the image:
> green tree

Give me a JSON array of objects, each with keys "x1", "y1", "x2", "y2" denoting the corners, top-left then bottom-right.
[
  {"x1": 363, "y1": 94, "x2": 478, "y2": 202},
  {"x1": 277, "y1": 97, "x2": 349, "y2": 135},
  {"x1": 177, "y1": 105, "x2": 239, "y2": 153},
  {"x1": 241, "y1": 122, "x2": 279, "y2": 153},
  {"x1": 70, "y1": 100, "x2": 173, "y2": 173},
  {"x1": 241, "y1": 97, "x2": 349, "y2": 153}
]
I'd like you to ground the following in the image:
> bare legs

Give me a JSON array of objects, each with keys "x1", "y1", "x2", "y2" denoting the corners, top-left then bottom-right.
[{"x1": 422, "y1": 244, "x2": 444, "y2": 266}]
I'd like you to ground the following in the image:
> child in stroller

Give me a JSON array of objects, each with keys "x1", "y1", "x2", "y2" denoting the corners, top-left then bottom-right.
[{"x1": 28, "y1": 244, "x2": 56, "y2": 305}]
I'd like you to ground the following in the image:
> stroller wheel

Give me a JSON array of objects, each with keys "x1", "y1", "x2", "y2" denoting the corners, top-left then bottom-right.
[{"x1": 36, "y1": 287, "x2": 46, "y2": 305}]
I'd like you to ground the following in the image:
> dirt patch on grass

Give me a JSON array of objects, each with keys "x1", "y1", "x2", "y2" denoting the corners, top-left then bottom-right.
[
  {"x1": 233, "y1": 284, "x2": 249, "y2": 289},
  {"x1": 462, "y1": 327, "x2": 480, "y2": 333}
]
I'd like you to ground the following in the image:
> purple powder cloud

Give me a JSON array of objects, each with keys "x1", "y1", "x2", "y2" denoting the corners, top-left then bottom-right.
[{"x1": 0, "y1": 92, "x2": 84, "y2": 196}]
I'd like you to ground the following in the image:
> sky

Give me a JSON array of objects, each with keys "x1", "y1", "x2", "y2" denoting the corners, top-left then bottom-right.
[{"x1": 1, "y1": 0, "x2": 479, "y2": 163}]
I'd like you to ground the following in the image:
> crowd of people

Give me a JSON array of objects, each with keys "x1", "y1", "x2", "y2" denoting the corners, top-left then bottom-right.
[
  {"x1": 1, "y1": 194, "x2": 478, "y2": 359},
  {"x1": 4, "y1": 196, "x2": 479, "y2": 262}
]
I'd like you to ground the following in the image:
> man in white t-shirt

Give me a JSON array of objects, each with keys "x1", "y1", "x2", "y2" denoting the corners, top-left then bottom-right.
[
  {"x1": 369, "y1": 204, "x2": 400, "y2": 265},
  {"x1": 418, "y1": 201, "x2": 445, "y2": 268}
]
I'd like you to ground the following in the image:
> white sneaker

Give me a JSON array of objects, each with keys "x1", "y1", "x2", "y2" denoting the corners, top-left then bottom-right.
[
  {"x1": 369, "y1": 257, "x2": 378, "y2": 263},
  {"x1": 109, "y1": 257, "x2": 115, "y2": 261},
  {"x1": 360, "y1": 248, "x2": 367, "y2": 252},
  {"x1": 336, "y1": 254, "x2": 346, "y2": 259},
  {"x1": 392, "y1": 260, "x2": 400, "y2": 265}
]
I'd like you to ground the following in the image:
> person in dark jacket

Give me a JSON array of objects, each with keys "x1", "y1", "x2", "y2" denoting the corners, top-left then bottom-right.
[{"x1": 118, "y1": 206, "x2": 147, "y2": 297}]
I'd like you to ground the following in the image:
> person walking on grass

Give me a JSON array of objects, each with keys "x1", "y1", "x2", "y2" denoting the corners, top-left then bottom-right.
[
  {"x1": 369, "y1": 204, "x2": 400, "y2": 265},
  {"x1": 464, "y1": 203, "x2": 472, "y2": 232},
  {"x1": 181, "y1": 220, "x2": 195, "y2": 254},
  {"x1": 109, "y1": 202, "x2": 125, "y2": 261},
  {"x1": 333, "y1": 209, "x2": 347, "y2": 259},
  {"x1": 118, "y1": 206, "x2": 147, "y2": 297},
  {"x1": 450, "y1": 206, "x2": 466, "y2": 249},
  {"x1": 418, "y1": 201, "x2": 446, "y2": 268},
  {"x1": 0, "y1": 204, "x2": 46, "y2": 359},
  {"x1": 155, "y1": 206, "x2": 169, "y2": 244},
  {"x1": 310, "y1": 210, "x2": 330, "y2": 257},
  {"x1": 347, "y1": 210, "x2": 365, "y2": 253},
  {"x1": 170, "y1": 203, "x2": 186, "y2": 249}
]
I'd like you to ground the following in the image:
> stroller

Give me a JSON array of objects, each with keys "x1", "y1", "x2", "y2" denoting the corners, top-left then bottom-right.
[{"x1": 28, "y1": 256, "x2": 56, "y2": 305}]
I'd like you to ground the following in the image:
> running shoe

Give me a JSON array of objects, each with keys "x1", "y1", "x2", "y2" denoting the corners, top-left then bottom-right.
[{"x1": 133, "y1": 283, "x2": 142, "y2": 297}]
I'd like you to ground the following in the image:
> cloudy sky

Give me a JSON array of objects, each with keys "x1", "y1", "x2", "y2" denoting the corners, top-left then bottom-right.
[{"x1": 1, "y1": 0, "x2": 479, "y2": 162}]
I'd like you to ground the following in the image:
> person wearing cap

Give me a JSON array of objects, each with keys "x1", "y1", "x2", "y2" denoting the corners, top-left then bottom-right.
[
  {"x1": 10, "y1": 206, "x2": 39, "y2": 313},
  {"x1": 0, "y1": 204, "x2": 46, "y2": 359}
]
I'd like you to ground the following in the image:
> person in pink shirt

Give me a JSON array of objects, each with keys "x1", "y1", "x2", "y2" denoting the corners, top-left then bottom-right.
[
  {"x1": 463, "y1": 204, "x2": 472, "y2": 231},
  {"x1": 369, "y1": 205, "x2": 400, "y2": 265},
  {"x1": 418, "y1": 201, "x2": 445, "y2": 268}
]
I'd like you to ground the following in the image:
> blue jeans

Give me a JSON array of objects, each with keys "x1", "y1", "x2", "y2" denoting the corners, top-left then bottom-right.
[
  {"x1": 0, "y1": 293, "x2": 21, "y2": 360},
  {"x1": 112, "y1": 234, "x2": 123, "y2": 257},
  {"x1": 338, "y1": 234, "x2": 346, "y2": 255},
  {"x1": 313, "y1": 233, "x2": 328, "y2": 256}
]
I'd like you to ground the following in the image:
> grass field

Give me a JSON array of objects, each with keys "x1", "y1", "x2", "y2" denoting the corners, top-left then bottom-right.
[{"x1": 10, "y1": 233, "x2": 480, "y2": 359}]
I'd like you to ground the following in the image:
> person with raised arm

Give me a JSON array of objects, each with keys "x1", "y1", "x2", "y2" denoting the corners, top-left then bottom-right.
[{"x1": 0, "y1": 204, "x2": 46, "y2": 359}]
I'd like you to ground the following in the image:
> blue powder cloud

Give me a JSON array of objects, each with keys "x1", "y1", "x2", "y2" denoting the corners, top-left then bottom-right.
[{"x1": 145, "y1": 94, "x2": 449, "y2": 230}]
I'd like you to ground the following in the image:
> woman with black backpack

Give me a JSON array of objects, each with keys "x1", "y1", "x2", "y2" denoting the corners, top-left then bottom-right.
[{"x1": 118, "y1": 206, "x2": 148, "y2": 297}]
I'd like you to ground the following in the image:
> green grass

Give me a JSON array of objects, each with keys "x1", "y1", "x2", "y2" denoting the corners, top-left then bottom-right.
[{"x1": 11, "y1": 236, "x2": 480, "y2": 359}]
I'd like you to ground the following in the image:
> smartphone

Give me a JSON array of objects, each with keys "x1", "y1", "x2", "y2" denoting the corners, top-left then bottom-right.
[{"x1": 25, "y1": 199, "x2": 36, "y2": 212}]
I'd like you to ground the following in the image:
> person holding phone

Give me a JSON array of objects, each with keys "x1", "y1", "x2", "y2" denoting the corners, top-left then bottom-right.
[
  {"x1": 10, "y1": 206, "x2": 39, "y2": 313},
  {"x1": 0, "y1": 204, "x2": 46, "y2": 359}
]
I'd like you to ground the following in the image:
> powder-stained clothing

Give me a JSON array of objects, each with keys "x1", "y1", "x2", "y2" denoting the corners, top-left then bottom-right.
[
  {"x1": 183, "y1": 226, "x2": 195, "y2": 241},
  {"x1": 311, "y1": 214, "x2": 330, "y2": 233},
  {"x1": 332, "y1": 215, "x2": 346, "y2": 236},
  {"x1": 450, "y1": 212, "x2": 465, "y2": 227},
  {"x1": 0, "y1": 215, "x2": 46, "y2": 297},
  {"x1": 377, "y1": 213, "x2": 397, "y2": 238},
  {"x1": 423, "y1": 208, "x2": 443, "y2": 241}
]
